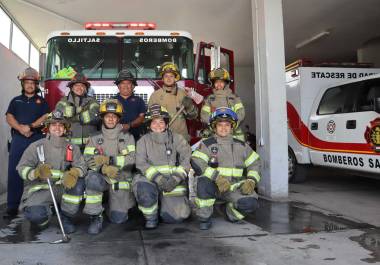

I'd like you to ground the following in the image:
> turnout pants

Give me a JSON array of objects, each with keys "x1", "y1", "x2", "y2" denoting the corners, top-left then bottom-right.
[
  {"x1": 83, "y1": 171, "x2": 135, "y2": 224},
  {"x1": 195, "y1": 176, "x2": 258, "y2": 222},
  {"x1": 132, "y1": 174, "x2": 191, "y2": 223},
  {"x1": 22, "y1": 178, "x2": 85, "y2": 226}
]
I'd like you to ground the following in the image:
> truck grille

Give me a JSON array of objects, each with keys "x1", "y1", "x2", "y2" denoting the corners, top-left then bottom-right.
[{"x1": 94, "y1": 93, "x2": 149, "y2": 105}]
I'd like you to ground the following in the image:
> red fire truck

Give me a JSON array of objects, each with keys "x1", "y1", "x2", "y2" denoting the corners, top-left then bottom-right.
[{"x1": 40, "y1": 21, "x2": 235, "y2": 143}]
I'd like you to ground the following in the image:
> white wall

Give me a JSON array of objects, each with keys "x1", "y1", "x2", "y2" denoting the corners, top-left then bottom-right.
[
  {"x1": 0, "y1": 43, "x2": 28, "y2": 194},
  {"x1": 234, "y1": 66, "x2": 256, "y2": 134}
]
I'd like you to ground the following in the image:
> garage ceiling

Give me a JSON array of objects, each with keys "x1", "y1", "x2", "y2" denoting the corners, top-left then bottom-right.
[{"x1": 1, "y1": 0, "x2": 380, "y2": 66}]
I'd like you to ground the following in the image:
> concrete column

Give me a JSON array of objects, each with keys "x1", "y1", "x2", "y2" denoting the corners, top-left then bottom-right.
[{"x1": 251, "y1": 0, "x2": 288, "y2": 199}]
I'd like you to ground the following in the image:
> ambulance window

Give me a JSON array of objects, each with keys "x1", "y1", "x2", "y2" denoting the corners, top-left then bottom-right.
[
  {"x1": 357, "y1": 79, "x2": 380, "y2": 112},
  {"x1": 317, "y1": 84, "x2": 357, "y2": 115}
]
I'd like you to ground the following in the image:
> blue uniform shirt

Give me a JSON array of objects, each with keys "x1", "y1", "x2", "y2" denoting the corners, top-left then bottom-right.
[
  {"x1": 114, "y1": 93, "x2": 146, "y2": 139},
  {"x1": 6, "y1": 94, "x2": 49, "y2": 134}
]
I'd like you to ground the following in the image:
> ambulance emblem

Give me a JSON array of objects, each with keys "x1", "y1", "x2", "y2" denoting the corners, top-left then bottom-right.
[
  {"x1": 364, "y1": 118, "x2": 380, "y2": 152},
  {"x1": 327, "y1": 120, "x2": 336, "y2": 134}
]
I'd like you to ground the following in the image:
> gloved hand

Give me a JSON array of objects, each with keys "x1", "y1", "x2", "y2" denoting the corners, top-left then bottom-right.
[
  {"x1": 163, "y1": 175, "x2": 182, "y2": 192},
  {"x1": 215, "y1": 175, "x2": 231, "y2": 193},
  {"x1": 88, "y1": 155, "x2": 110, "y2": 168},
  {"x1": 153, "y1": 174, "x2": 167, "y2": 191},
  {"x1": 101, "y1": 165, "x2": 119, "y2": 179},
  {"x1": 182, "y1": 96, "x2": 194, "y2": 110},
  {"x1": 240, "y1": 179, "x2": 256, "y2": 195},
  {"x1": 62, "y1": 168, "x2": 81, "y2": 189},
  {"x1": 34, "y1": 164, "x2": 52, "y2": 180}
]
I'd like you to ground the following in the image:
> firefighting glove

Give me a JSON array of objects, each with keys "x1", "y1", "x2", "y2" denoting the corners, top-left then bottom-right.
[
  {"x1": 62, "y1": 168, "x2": 81, "y2": 189},
  {"x1": 163, "y1": 175, "x2": 182, "y2": 192},
  {"x1": 34, "y1": 164, "x2": 52, "y2": 180},
  {"x1": 240, "y1": 179, "x2": 256, "y2": 195},
  {"x1": 215, "y1": 175, "x2": 231, "y2": 194},
  {"x1": 88, "y1": 155, "x2": 110, "y2": 168},
  {"x1": 182, "y1": 96, "x2": 194, "y2": 111},
  {"x1": 153, "y1": 174, "x2": 166, "y2": 190},
  {"x1": 101, "y1": 165, "x2": 119, "y2": 179}
]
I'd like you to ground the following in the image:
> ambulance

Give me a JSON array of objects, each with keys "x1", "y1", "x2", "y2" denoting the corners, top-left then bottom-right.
[
  {"x1": 286, "y1": 60, "x2": 380, "y2": 182},
  {"x1": 40, "y1": 21, "x2": 235, "y2": 144}
]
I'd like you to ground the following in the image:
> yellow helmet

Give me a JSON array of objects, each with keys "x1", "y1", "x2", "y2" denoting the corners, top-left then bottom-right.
[
  {"x1": 208, "y1": 68, "x2": 231, "y2": 84},
  {"x1": 159, "y1": 62, "x2": 181, "y2": 81},
  {"x1": 99, "y1": 99, "x2": 123, "y2": 117}
]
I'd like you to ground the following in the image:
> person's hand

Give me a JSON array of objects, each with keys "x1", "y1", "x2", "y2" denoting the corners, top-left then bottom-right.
[
  {"x1": 18, "y1": 124, "x2": 32, "y2": 137},
  {"x1": 215, "y1": 175, "x2": 231, "y2": 193}
]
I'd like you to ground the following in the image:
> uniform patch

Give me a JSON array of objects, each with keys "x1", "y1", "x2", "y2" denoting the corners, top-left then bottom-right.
[
  {"x1": 36, "y1": 98, "x2": 42, "y2": 104},
  {"x1": 97, "y1": 138, "x2": 104, "y2": 145}
]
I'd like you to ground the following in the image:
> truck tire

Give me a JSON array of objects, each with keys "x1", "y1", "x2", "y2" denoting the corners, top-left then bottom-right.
[{"x1": 288, "y1": 148, "x2": 307, "y2": 183}]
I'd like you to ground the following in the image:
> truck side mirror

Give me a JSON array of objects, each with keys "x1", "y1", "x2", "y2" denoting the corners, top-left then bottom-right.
[{"x1": 375, "y1": 98, "x2": 380, "y2": 113}]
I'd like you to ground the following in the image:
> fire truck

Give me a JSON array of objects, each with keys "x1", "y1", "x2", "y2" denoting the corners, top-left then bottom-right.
[
  {"x1": 286, "y1": 60, "x2": 380, "y2": 182},
  {"x1": 40, "y1": 21, "x2": 235, "y2": 144}
]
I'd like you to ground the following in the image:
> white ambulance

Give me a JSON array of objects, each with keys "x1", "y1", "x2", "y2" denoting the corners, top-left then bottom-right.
[{"x1": 286, "y1": 60, "x2": 380, "y2": 182}]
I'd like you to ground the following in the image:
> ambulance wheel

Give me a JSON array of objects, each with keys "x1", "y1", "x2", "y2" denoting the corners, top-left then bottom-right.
[{"x1": 288, "y1": 149, "x2": 307, "y2": 183}]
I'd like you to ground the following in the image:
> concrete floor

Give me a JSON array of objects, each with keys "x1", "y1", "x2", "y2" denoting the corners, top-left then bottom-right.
[{"x1": 0, "y1": 167, "x2": 379, "y2": 265}]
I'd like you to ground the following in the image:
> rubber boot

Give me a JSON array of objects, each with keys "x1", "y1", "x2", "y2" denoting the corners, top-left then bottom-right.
[
  {"x1": 199, "y1": 218, "x2": 212, "y2": 230},
  {"x1": 3, "y1": 208, "x2": 18, "y2": 219},
  {"x1": 145, "y1": 216, "x2": 158, "y2": 229},
  {"x1": 61, "y1": 214, "x2": 76, "y2": 234},
  {"x1": 88, "y1": 214, "x2": 103, "y2": 235}
]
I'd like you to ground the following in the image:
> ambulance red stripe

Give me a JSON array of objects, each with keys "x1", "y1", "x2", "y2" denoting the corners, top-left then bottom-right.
[{"x1": 287, "y1": 102, "x2": 379, "y2": 155}]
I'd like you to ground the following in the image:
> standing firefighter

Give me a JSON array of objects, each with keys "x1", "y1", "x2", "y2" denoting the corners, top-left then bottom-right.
[
  {"x1": 55, "y1": 73, "x2": 100, "y2": 150},
  {"x1": 133, "y1": 104, "x2": 191, "y2": 229},
  {"x1": 148, "y1": 62, "x2": 197, "y2": 141},
  {"x1": 4, "y1": 67, "x2": 49, "y2": 218},
  {"x1": 201, "y1": 68, "x2": 245, "y2": 141},
  {"x1": 83, "y1": 99, "x2": 136, "y2": 234},
  {"x1": 113, "y1": 69, "x2": 146, "y2": 141},
  {"x1": 191, "y1": 108, "x2": 260, "y2": 230},
  {"x1": 16, "y1": 110, "x2": 86, "y2": 233}
]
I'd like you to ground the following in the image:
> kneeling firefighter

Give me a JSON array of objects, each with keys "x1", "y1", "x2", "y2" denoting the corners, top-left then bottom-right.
[
  {"x1": 17, "y1": 110, "x2": 87, "y2": 233},
  {"x1": 133, "y1": 104, "x2": 192, "y2": 229},
  {"x1": 83, "y1": 99, "x2": 136, "y2": 234},
  {"x1": 191, "y1": 107, "x2": 260, "y2": 230}
]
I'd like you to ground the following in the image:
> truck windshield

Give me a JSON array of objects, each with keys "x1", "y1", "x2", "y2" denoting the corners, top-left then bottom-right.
[{"x1": 45, "y1": 36, "x2": 194, "y2": 80}]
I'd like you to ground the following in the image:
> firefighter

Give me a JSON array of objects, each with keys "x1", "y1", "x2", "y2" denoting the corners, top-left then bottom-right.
[
  {"x1": 16, "y1": 110, "x2": 86, "y2": 233},
  {"x1": 148, "y1": 62, "x2": 197, "y2": 141},
  {"x1": 133, "y1": 104, "x2": 191, "y2": 229},
  {"x1": 83, "y1": 99, "x2": 136, "y2": 235},
  {"x1": 200, "y1": 68, "x2": 245, "y2": 141},
  {"x1": 55, "y1": 73, "x2": 100, "y2": 150},
  {"x1": 191, "y1": 107, "x2": 260, "y2": 230},
  {"x1": 4, "y1": 67, "x2": 49, "y2": 219},
  {"x1": 113, "y1": 69, "x2": 146, "y2": 141}
]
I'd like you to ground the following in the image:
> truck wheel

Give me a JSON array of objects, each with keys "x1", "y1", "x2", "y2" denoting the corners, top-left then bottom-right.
[{"x1": 288, "y1": 149, "x2": 307, "y2": 183}]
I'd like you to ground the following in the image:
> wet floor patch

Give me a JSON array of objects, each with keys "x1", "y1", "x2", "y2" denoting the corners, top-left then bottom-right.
[
  {"x1": 350, "y1": 229, "x2": 380, "y2": 263},
  {"x1": 245, "y1": 199, "x2": 375, "y2": 234},
  {"x1": 0, "y1": 199, "x2": 377, "y2": 244}
]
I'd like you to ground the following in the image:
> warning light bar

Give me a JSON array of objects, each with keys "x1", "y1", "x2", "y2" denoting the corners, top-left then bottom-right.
[{"x1": 85, "y1": 22, "x2": 156, "y2": 30}]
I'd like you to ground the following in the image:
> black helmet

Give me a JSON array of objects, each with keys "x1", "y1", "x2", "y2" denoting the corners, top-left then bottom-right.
[
  {"x1": 145, "y1": 104, "x2": 170, "y2": 125},
  {"x1": 67, "y1": 73, "x2": 90, "y2": 89},
  {"x1": 114, "y1": 69, "x2": 137, "y2": 86}
]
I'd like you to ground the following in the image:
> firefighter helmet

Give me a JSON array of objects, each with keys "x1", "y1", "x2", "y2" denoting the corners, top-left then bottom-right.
[
  {"x1": 114, "y1": 69, "x2": 137, "y2": 86},
  {"x1": 159, "y1": 62, "x2": 181, "y2": 81},
  {"x1": 145, "y1": 104, "x2": 170, "y2": 125},
  {"x1": 99, "y1": 99, "x2": 123, "y2": 118},
  {"x1": 208, "y1": 68, "x2": 231, "y2": 84},
  {"x1": 67, "y1": 73, "x2": 91, "y2": 89},
  {"x1": 209, "y1": 107, "x2": 238, "y2": 129},
  {"x1": 18, "y1": 67, "x2": 40, "y2": 83},
  {"x1": 45, "y1": 110, "x2": 71, "y2": 131}
]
